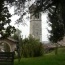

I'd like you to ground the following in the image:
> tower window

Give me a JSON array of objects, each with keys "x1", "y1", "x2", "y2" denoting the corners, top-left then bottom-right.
[{"x1": 35, "y1": 13, "x2": 39, "y2": 18}]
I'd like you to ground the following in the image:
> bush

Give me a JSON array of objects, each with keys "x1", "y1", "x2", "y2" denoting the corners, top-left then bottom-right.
[{"x1": 21, "y1": 35, "x2": 44, "y2": 57}]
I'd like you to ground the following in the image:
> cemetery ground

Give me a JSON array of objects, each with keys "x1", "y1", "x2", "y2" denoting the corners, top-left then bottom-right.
[{"x1": 14, "y1": 47, "x2": 65, "y2": 65}]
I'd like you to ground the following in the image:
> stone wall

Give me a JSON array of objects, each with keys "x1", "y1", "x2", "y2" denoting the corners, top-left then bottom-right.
[
  {"x1": 0, "y1": 38, "x2": 17, "y2": 52},
  {"x1": 30, "y1": 13, "x2": 42, "y2": 41}
]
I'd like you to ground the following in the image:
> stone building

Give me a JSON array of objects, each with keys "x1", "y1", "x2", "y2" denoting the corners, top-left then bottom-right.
[
  {"x1": 0, "y1": 38, "x2": 18, "y2": 52},
  {"x1": 30, "y1": 5, "x2": 42, "y2": 42}
]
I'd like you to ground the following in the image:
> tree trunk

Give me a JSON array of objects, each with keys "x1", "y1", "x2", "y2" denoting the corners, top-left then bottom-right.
[{"x1": 55, "y1": 43, "x2": 58, "y2": 55}]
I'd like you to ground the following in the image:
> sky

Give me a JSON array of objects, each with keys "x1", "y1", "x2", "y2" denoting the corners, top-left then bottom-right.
[
  {"x1": 42, "y1": 13, "x2": 49, "y2": 41},
  {"x1": 9, "y1": 1, "x2": 50, "y2": 42}
]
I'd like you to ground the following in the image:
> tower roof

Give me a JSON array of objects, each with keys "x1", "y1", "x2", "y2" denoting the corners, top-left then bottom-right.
[{"x1": 29, "y1": 4, "x2": 37, "y2": 13}]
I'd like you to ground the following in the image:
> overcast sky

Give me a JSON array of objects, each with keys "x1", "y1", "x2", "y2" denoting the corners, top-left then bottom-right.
[{"x1": 9, "y1": 1, "x2": 50, "y2": 42}]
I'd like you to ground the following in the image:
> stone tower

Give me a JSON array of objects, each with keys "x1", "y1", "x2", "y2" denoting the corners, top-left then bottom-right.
[{"x1": 30, "y1": 11, "x2": 42, "y2": 41}]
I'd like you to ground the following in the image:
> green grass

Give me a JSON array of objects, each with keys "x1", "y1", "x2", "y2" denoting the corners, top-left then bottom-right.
[{"x1": 14, "y1": 48, "x2": 65, "y2": 65}]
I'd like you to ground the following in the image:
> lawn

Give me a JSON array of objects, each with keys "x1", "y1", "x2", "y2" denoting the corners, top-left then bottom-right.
[{"x1": 14, "y1": 48, "x2": 65, "y2": 65}]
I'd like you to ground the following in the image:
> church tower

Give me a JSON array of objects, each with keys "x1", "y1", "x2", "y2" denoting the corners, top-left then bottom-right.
[{"x1": 30, "y1": 11, "x2": 42, "y2": 41}]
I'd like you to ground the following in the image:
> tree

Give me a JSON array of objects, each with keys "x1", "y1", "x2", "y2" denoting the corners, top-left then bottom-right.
[
  {"x1": 21, "y1": 35, "x2": 44, "y2": 57},
  {"x1": 25, "y1": 0, "x2": 65, "y2": 54},
  {"x1": 0, "y1": 0, "x2": 27, "y2": 39},
  {"x1": 32, "y1": 0, "x2": 65, "y2": 49},
  {"x1": 48, "y1": 11, "x2": 64, "y2": 54},
  {"x1": 11, "y1": 28, "x2": 22, "y2": 62},
  {"x1": 11, "y1": 29, "x2": 21, "y2": 40},
  {"x1": 6, "y1": 0, "x2": 28, "y2": 23},
  {"x1": 0, "y1": 1, "x2": 16, "y2": 39}
]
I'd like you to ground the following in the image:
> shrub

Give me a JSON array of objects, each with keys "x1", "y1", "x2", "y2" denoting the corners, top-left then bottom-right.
[{"x1": 21, "y1": 35, "x2": 44, "y2": 57}]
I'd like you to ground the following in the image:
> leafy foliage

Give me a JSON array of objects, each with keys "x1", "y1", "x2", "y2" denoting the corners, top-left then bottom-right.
[
  {"x1": 11, "y1": 29, "x2": 21, "y2": 40},
  {"x1": 48, "y1": 6, "x2": 64, "y2": 43},
  {"x1": 0, "y1": 1, "x2": 16, "y2": 39},
  {"x1": 21, "y1": 35, "x2": 44, "y2": 57},
  {"x1": 11, "y1": 34, "x2": 43, "y2": 58},
  {"x1": 32, "y1": 0, "x2": 65, "y2": 43}
]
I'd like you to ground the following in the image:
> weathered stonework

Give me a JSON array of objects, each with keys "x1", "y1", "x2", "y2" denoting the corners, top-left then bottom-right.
[
  {"x1": 30, "y1": 13, "x2": 42, "y2": 41},
  {"x1": 0, "y1": 38, "x2": 18, "y2": 52}
]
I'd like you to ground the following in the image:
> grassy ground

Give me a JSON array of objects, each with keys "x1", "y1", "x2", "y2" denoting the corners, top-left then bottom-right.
[{"x1": 14, "y1": 48, "x2": 65, "y2": 65}]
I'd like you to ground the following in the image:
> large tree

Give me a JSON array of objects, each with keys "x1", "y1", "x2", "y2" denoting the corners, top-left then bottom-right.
[
  {"x1": 0, "y1": 0, "x2": 29, "y2": 39},
  {"x1": 33, "y1": 0, "x2": 65, "y2": 54},
  {"x1": 32, "y1": 0, "x2": 65, "y2": 42},
  {"x1": 48, "y1": 10, "x2": 64, "y2": 54},
  {"x1": 11, "y1": 28, "x2": 22, "y2": 62},
  {"x1": 0, "y1": 0, "x2": 16, "y2": 39}
]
